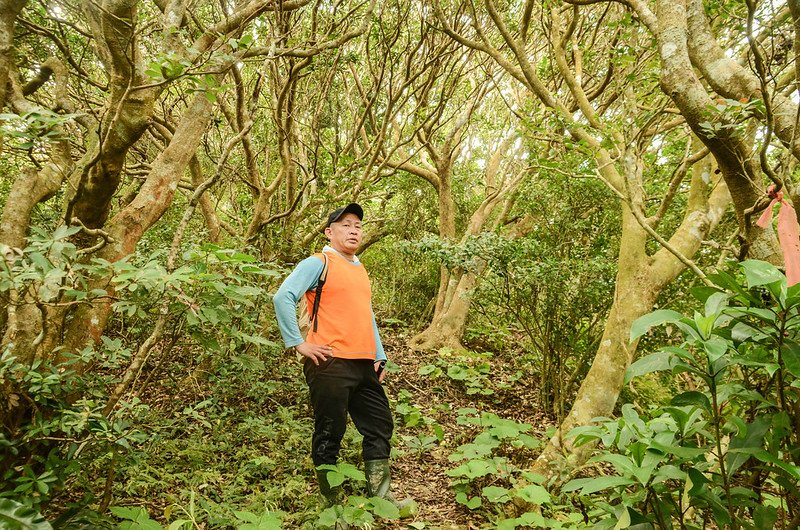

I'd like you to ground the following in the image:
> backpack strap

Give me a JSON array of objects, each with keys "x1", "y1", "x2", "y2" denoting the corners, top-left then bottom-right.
[{"x1": 310, "y1": 252, "x2": 329, "y2": 333}]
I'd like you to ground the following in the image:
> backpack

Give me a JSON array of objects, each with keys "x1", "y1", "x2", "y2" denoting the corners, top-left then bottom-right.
[{"x1": 297, "y1": 252, "x2": 330, "y2": 339}]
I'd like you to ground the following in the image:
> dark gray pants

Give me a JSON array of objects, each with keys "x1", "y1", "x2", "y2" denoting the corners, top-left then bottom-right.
[{"x1": 303, "y1": 357, "x2": 393, "y2": 466}]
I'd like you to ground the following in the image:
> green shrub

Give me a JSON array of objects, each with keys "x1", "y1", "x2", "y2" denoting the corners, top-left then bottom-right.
[
  {"x1": 563, "y1": 260, "x2": 800, "y2": 528},
  {"x1": 0, "y1": 229, "x2": 282, "y2": 523}
]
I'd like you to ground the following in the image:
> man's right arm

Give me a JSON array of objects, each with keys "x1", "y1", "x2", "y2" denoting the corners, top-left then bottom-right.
[
  {"x1": 273, "y1": 256, "x2": 325, "y2": 348},
  {"x1": 273, "y1": 256, "x2": 333, "y2": 365}
]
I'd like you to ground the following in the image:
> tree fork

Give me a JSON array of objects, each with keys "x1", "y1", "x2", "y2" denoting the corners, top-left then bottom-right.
[{"x1": 62, "y1": 88, "x2": 217, "y2": 357}]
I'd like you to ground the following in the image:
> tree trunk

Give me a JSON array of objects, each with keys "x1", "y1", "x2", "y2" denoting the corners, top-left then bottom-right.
[
  {"x1": 533, "y1": 239, "x2": 658, "y2": 471},
  {"x1": 189, "y1": 156, "x2": 221, "y2": 243},
  {"x1": 65, "y1": 1, "x2": 156, "y2": 231},
  {"x1": 652, "y1": 0, "x2": 781, "y2": 261},
  {"x1": 0, "y1": 0, "x2": 26, "y2": 116},
  {"x1": 685, "y1": 0, "x2": 800, "y2": 162},
  {"x1": 61, "y1": 91, "x2": 216, "y2": 356},
  {"x1": 432, "y1": 177, "x2": 457, "y2": 314},
  {"x1": 409, "y1": 270, "x2": 479, "y2": 351},
  {"x1": 0, "y1": 65, "x2": 72, "y2": 363},
  {"x1": 410, "y1": 161, "x2": 460, "y2": 349},
  {"x1": 533, "y1": 151, "x2": 730, "y2": 477},
  {"x1": 409, "y1": 143, "x2": 525, "y2": 351}
]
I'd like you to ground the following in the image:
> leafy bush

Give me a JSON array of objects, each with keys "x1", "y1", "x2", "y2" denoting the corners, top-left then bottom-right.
[
  {"x1": 474, "y1": 234, "x2": 614, "y2": 417},
  {"x1": 366, "y1": 235, "x2": 440, "y2": 327},
  {"x1": 0, "y1": 228, "x2": 282, "y2": 522},
  {"x1": 418, "y1": 348, "x2": 496, "y2": 396},
  {"x1": 446, "y1": 409, "x2": 541, "y2": 512},
  {"x1": 0, "y1": 499, "x2": 52, "y2": 530},
  {"x1": 562, "y1": 260, "x2": 800, "y2": 527},
  {"x1": 109, "y1": 503, "x2": 283, "y2": 530}
]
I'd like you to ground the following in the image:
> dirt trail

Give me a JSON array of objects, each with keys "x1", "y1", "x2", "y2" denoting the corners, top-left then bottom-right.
[{"x1": 379, "y1": 331, "x2": 552, "y2": 529}]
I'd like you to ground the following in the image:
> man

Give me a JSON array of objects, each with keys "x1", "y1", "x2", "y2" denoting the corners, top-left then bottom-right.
[{"x1": 273, "y1": 203, "x2": 416, "y2": 516}]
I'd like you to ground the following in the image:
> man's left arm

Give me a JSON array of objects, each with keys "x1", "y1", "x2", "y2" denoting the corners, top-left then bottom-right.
[{"x1": 372, "y1": 309, "x2": 388, "y2": 382}]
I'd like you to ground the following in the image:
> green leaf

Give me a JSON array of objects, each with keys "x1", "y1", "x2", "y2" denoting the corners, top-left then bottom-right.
[
  {"x1": 109, "y1": 507, "x2": 142, "y2": 521},
  {"x1": 487, "y1": 417, "x2": 531, "y2": 439},
  {"x1": 231, "y1": 354, "x2": 266, "y2": 371},
  {"x1": 369, "y1": 497, "x2": 400, "y2": 519},
  {"x1": 496, "y1": 512, "x2": 547, "y2": 530},
  {"x1": 614, "y1": 507, "x2": 631, "y2": 529},
  {"x1": 432, "y1": 423, "x2": 445, "y2": 442},
  {"x1": 482, "y1": 486, "x2": 510, "y2": 503},
  {"x1": 730, "y1": 321, "x2": 762, "y2": 342},
  {"x1": 701, "y1": 489, "x2": 732, "y2": 526},
  {"x1": 455, "y1": 491, "x2": 481, "y2": 509},
  {"x1": 740, "y1": 260, "x2": 785, "y2": 287},
  {"x1": 515, "y1": 433, "x2": 540, "y2": 449},
  {"x1": 111, "y1": 506, "x2": 163, "y2": 530},
  {"x1": 233, "y1": 511, "x2": 258, "y2": 523},
  {"x1": 52, "y1": 224, "x2": 81, "y2": 241},
  {"x1": 629, "y1": 310, "x2": 684, "y2": 341},
  {"x1": 316, "y1": 506, "x2": 339, "y2": 526},
  {"x1": 0, "y1": 499, "x2": 53, "y2": 530},
  {"x1": 649, "y1": 440, "x2": 707, "y2": 459},
  {"x1": 317, "y1": 463, "x2": 364, "y2": 487},
  {"x1": 337, "y1": 463, "x2": 366, "y2": 481},
  {"x1": 670, "y1": 391, "x2": 711, "y2": 412},
  {"x1": 562, "y1": 475, "x2": 635, "y2": 494},
  {"x1": 690, "y1": 285, "x2": 723, "y2": 303},
  {"x1": 565, "y1": 424, "x2": 604, "y2": 447},
  {"x1": 447, "y1": 365, "x2": 470, "y2": 380},
  {"x1": 686, "y1": 467, "x2": 708, "y2": 497},
  {"x1": 694, "y1": 313, "x2": 717, "y2": 339},
  {"x1": 652, "y1": 464, "x2": 686, "y2": 482},
  {"x1": 590, "y1": 453, "x2": 637, "y2": 477},
  {"x1": 514, "y1": 483, "x2": 550, "y2": 505},
  {"x1": 729, "y1": 307, "x2": 777, "y2": 324},
  {"x1": 703, "y1": 336, "x2": 729, "y2": 363},
  {"x1": 326, "y1": 471, "x2": 345, "y2": 487},
  {"x1": 661, "y1": 345, "x2": 695, "y2": 361},
  {"x1": 724, "y1": 414, "x2": 748, "y2": 438},
  {"x1": 754, "y1": 505, "x2": 778, "y2": 530},
  {"x1": 704, "y1": 291, "x2": 730, "y2": 317},
  {"x1": 625, "y1": 351, "x2": 672, "y2": 383},
  {"x1": 752, "y1": 450, "x2": 800, "y2": 479},
  {"x1": 418, "y1": 364, "x2": 439, "y2": 376},
  {"x1": 447, "y1": 458, "x2": 497, "y2": 479},
  {"x1": 781, "y1": 341, "x2": 800, "y2": 378},
  {"x1": 727, "y1": 415, "x2": 770, "y2": 476}
]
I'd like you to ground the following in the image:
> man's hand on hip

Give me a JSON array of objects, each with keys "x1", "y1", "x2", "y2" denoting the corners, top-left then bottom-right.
[
  {"x1": 374, "y1": 360, "x2": 386, "y2": 383},
  {"x1": 296, "y1": 342, "x2": 332, "y2": 365}
]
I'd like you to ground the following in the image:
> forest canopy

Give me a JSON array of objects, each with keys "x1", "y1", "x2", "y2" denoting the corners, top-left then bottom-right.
[{"x1": 1, "y1": 0, "x2": 800, "y2": 528}]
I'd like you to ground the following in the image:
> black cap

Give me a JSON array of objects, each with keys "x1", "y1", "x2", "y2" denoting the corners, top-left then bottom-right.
[{"x1": 324, "y1": 203, "x2": 363, "y2": 231}]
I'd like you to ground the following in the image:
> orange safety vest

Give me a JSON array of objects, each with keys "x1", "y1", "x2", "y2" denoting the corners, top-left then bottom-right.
[{"x1": 304, "y1": 251, "x2": 377, "y2": 359}]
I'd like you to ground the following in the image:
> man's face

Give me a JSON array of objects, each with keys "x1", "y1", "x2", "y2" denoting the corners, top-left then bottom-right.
[{"x1": 325, "y1": 212, "x2": 363, "y2": 254}]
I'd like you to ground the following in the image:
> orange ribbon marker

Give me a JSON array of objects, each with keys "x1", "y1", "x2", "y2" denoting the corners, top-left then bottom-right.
[{"x1": 756, "y1": 185, "x2": 800, "y2": 286}]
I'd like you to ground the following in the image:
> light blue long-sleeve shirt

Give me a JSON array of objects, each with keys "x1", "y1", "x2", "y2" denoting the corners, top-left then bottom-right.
[{"x1": 272, "y1": 246, "x2": 386, "y2": 361}]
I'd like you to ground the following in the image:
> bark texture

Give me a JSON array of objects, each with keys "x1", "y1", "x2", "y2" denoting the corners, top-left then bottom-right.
[
  {"x1": 628, "y1": 0, "x2": 783, "y2": 260},
  {"x1": 0, "y1": 0, "x2": 26, "y2": 114},
  {"x1": 66, "y1": 1, "x2": 156, "y2": 230}
]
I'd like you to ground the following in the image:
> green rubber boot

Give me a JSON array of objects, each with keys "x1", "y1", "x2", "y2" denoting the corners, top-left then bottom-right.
[{"x1": 364, "y1": 459, "x2": 419, "y2": 518}]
